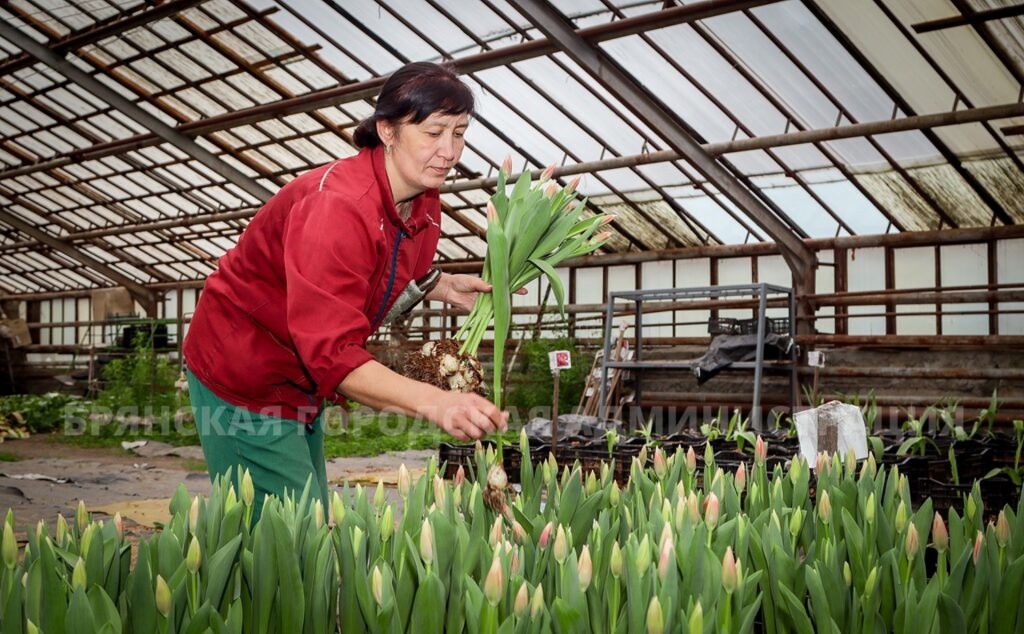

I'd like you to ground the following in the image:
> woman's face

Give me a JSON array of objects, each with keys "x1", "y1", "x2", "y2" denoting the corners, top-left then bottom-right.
[{"x1": 379, "y1": 112, "x2": 469, "y2": 202}]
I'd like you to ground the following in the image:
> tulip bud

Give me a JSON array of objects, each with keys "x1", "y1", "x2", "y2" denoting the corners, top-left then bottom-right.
[
  {"x1": 646, "y1": 596, "x2": 664, "y2": 634},
  {"x1": 932, "y1": 512, "x2": 948, "y2": 552},
  {"x1": 380, "y1": 505, "x2": 394, "y2": 543},
  {"x1": 686, "y1": 446, "x2": 697, "y2": 473},
  {"x1": 866, "y1": 452, "x2": 877, "y2": 475},
  {"x1": 688, "y1": 601, "x2": 703, "y2": 634},
  {"x1": 789, "y1": 508, "x2": 805, "y2": 540},
  {"x1": 56, "y1": 514, "x2": 68, "y2": 546},
  {"x1": 155, "y1": 575, "x2": 172, "y2": 617},
  {"x1": 973, "y1": 531, "x2": 983, "y2": 564},
  {"x1": 501, "y1": 154, "x2": 513, "y2": 178},
  {"x1": 722, "y1": 546, "x2": 738, "y2": 594},
  {"x1": 454, "y1": 464, "x2": 466, "y2": 486},
  {"x1": 2, "y1": 522, "x2": 16, "y2": 569},
  {"x1": 585, "y1": 471, "x2": 598, "y2": 496},
  {"x1": 511, "y1": 545, "x2": 521, "y2": 577},
  {"x1": 815, "y1": 452, "x2": 825, "y2": 474},
  {"x1": 541, "y1": 461, "x2": 552, "y2": 484},
  {"x1": 636, "y1": 535, "x2": 652, "y2": 576},
  {"x1": 624, "y1": 506, "x2": 634, "y2": 531},
  {"x1": 80, "y1": 524, "x2": 95, "y2": 559},
  {"x1": 996, "y1": 511, "x2": 1010, "y2": 548},
  {"x1": 486, "y1": 200, "x2": 498, "y2": 222},
  {"x1": 419, "y1": 519, "x2": 434, "y2": 566},
  {"x1": 186, "y1": 535, "x2": 202, "y2": 574},
  {"x1": 314, "y1": 500, "x2": 324, "y2": 530},
  {"x1": 686, "y1": 491, "x2": 700, "y2": 524},
  {"x1": 511, "y1": 521, "x2": 526, "y2": 544},
  {"x1": 188, "y1": 496, "x2": 200, "y2": 533},
  {"x1": 540, "y1": 163, "x2": 555, "y2": 183},
  {"x1": 72, "y1": 558, "x2": 86, "y2": 590},
  {"x1": 567, "y1": 174, "x2": 582, "y2": 193},
  {"x1": 735, "y1": 462, "x2": 747, "y2": 494},
  {"x1": 817, "y1": 490, "x2": 832, "y2": 525},
  {"x1": 789, "y1": 456, "x2": 803, "y2": 485},
  {"x1": 610, "y1": 541, "x2": 623, "y2": 578},
  {"x1": 530, "y1": 584, "x2": 545, "y2": 618},
  {"x1": 864, "y1": 566, "x2": 878, "y2": 596},
  {"x1": 76, "y1": 499, "x2": 88, "y2": 534},
  {"x1": 659, "y1": 522, "x2": 673, "y2": 552},
  {"x1": 397, "y1": 464, "x2": 411, "y2": 498},
  {"x1": 238, "y1": 469, "x2": 254, "y2": 509},
  {"x1": 653, "y1": 448, "x2": 667, "y2": 478},
  {"x1": 553, "y1": 525, "x2": 569, "y2": 565},
  {"x1": 372, "y1": 566, "x2": 384, "y2": 606},
  {"x1": 894, "y1": 501, "x2": 907, "y2": 532},
  {"x1": 865, "y1": 493, "x2": 876, "y2": 525},
  {"x1": 113, "y1": 512, "x2": 123, "y2": 541},
  {"x1": 371, "y1": 481, "x2": 384, "y2": 508},
  {"x1": 704, "y1": 493, "x2": 720, "y2": 529},
  {"x1": 904, "y1": 524, "x2": 919, "y2": 560},
  {"x1": 433, "y1": 475, "x2": 448, "y2": 509},
  {"x1": 484, "y1": 555, "x2": 504, "y2": 606},
  {"x1": 638, "y1": 446, "x2": 648, "y2": 467},
  {"x1": 609, "y1": 483, "x2": 620, "y2": 507},
  {"x1": 538, "y1": 521, "x2": 553, "y2": 549},
  {"x1": 845, "y1": 448, "x2": 857, "y2": 475},
  {"x1": 657, "y1": 538, "x2": 673, "y2": 581},
  {"x1": 514, "y1": 582, "x2": 529, "y2": 617},
  {"x1": 578, "y1": 545, "x2": 593, "y2": 591},
  {"x1": 966, "y1": 494, "x2": 977, "y2": 523},
  {"x1": 755, "y1": 435, "x2": 767, "y2": 465},
  {"x1": 331, "y1": 491, "x2": 345, "y2": 527},
  {"x1": 489, "y1": 517, "x2": 503, "y2": 547},
  {"x1": 843, "y1": 561, "x2": 852, "y2": 587},
  {"x1": 544, "y1": 181, "x2": 558, "y2": 198},
  {"x1": 27, "y1": 621, "x2": 38, "y2": 634}
]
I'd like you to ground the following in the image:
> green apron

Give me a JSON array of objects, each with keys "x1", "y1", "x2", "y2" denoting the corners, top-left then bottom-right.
[{"x1": 186, "y1": 370, "x2": 330, "y2": 524}]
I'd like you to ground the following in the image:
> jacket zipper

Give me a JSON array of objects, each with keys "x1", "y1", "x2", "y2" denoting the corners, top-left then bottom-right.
[{"x1": 371, "y1": 229, "x2": 405, "y2": 330}]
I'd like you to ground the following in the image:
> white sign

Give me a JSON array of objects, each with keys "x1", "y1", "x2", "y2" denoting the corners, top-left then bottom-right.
[
  {"x1": 807, "y1": 350, "x2": 825, "y2": 368},
  {"x1": 548, "y1": 350, "x2": 572, "y2": 371}
]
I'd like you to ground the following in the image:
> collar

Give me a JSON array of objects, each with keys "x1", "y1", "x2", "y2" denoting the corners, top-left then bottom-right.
[{"x1": 370, "y1": 145, "x2": 437, "y2": 236}]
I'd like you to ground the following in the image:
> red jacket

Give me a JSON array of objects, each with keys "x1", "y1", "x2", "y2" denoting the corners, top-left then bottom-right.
[{"x1": 184, "y1": 146, "x2": 440, "y2": 422}]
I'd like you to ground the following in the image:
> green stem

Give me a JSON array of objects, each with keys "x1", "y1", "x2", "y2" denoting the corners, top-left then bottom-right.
[
  {"x1": 723, "y1": 591, "x2": 732, "y2": 632},
  {"x1": 609, "y1": 580, "x2": 620, "y2": 631},
  {"x1": 481, "y1": 603, "x2": 499, "y2": 634}
]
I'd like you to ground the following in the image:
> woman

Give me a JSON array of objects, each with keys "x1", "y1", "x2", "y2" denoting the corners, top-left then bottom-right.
[{"x1": 184, "y1": 62, "x2": 507, "y2": 518}]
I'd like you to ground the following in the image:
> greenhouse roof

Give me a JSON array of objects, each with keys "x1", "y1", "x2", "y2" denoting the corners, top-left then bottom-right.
[{"x1": 0, "y1": 0, "x2": 1022, "y2": 298}]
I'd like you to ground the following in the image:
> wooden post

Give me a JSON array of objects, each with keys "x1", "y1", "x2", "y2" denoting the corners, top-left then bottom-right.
[{"x1": 817, "y1": 406, "x2": 839, "y2": 457}]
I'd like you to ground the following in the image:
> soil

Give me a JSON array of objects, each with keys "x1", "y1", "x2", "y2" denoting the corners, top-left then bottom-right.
[{"x1": 0, "y1": 434, "x2": 434, "y2": 542}]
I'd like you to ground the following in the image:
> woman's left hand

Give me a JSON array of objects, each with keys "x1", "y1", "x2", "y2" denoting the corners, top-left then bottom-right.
[{"x1": 427, "y1": 272, "x2": 526, "y2": 312}]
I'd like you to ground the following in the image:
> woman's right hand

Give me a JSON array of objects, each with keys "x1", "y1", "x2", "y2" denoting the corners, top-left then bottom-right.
[{"x1": 425, "y1": 390, "x2": 509, "y2": 441}]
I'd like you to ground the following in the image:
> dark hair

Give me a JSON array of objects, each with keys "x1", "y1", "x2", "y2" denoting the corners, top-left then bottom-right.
[{"x1": 353, "y1": 62, "x2": 475, "y2": 148}]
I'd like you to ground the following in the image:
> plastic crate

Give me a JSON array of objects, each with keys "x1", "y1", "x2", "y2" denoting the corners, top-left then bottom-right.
[{"x1": 708, "y1": 317, "x2": 789, "y2": 336}]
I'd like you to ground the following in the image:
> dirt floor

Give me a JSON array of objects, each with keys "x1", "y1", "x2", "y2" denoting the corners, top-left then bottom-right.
[{"x1": 0, "y1": 434, "x2": 434, "y2": 542}]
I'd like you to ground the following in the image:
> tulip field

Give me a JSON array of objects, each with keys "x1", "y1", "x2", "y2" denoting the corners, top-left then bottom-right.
[{"x1": 1, "y1": 431, "x2": 1022, "y2": 633}]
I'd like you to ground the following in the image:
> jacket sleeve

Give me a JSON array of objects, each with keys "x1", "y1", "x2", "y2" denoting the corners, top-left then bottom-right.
[{"x1": 283, "y1": 190, "x2": 378, "y2": 400}]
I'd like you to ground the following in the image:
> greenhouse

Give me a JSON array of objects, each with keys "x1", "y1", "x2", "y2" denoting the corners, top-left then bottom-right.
[{"x1": 0, "y1": 0, "x2": 1022, "y2": 632}]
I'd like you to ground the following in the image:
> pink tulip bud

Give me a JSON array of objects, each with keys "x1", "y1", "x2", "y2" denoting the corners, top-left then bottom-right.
[
  {"x1": 538, "y1": 521, "x2": 553, "y2": 549},
  {"x1": 489, "y1": 517, "x2": 503, "y2": 547},
  {"x1": 973, "y1": 531, "x2": 983, "y2": 564},
  {"x1": 514, "y1": 582, "x2": 529, "y2": 617},
  {"x1": 484, "y1": 555, "x2": 504, "y2": 607},
  {"x1": 544, "y1": 182, "x2": 558, "y2": 198},
  {"x1": 686, "y1": 446, "x2": 697, "y2": 473},
  {"x1": 454, "y1": 465, "x2": 466, "y2": 486},
  {"x1": 511, "y1": 546, "x2": 521, "y2": 577},
  {"x1": 735, "y1": 463, "x2": 746, "y2": 494},
  {"x1": 486, "y1": 200, "x2": 498, "y2": 222},
  {"x1": 530, "y1": 585, "x2": 545, "y2": 618},
  {"x1": 113, "y1": 512, "x2": 123, "y2": 541},
  {"x1": 722, "y1": 546, "x2": 738, "y2": 594},
  {"x1": 653, "y1": 448, "x2": 667, "y2": 478},
  {"x1": 512, "y1": 521, "x2": 526, "y2": 544},
  {"x1": 657, "y1": 538, "x2": 673, "y2": 582},
  {"x1": 815, "y1": 452, "x2": 826, "y2": 474},
  {"x1": 594, "y1": 231, "x2": 611, "y2": 242},
  {"x1": 540, "y1": 163, "x2": 555, "y2": 183},
  {"x1": 686, "y1": 491, "x2": 700, "y2": 524},
  {"x1": 501, "y1": 155, "x2": 513, "y2": 178},
  {"x1": 905, "y1": 524, "x2": 919, "y2": 560},
  {"x1": 996, "y1": 511, "x2": 1010, "y2": 548},
  {"x1": 704, "y1": 493, "x2": 720, "y2": 529},
  {"x1": 932, "y1": 512, "x2": 948, "y2": 552},
  {"x1": 755, "y1": 436, "x2": 767, "y2": 465},
  {"x1": 601, "y1": 214, "x2": 616, "y2": 225},
  {"x1": 578, "y1": 545, "x2": 593, "y2": 591},
  {"x1": 566, "y1": 175, "x2": 581, "y2": 193},
  {"x1": 397, "y1": 464, "x2": 411, "y2": 498}
]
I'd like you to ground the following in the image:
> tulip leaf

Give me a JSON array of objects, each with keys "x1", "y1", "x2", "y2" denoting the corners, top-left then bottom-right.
[
  {"x1": 937, "y1": 593, "x2": 966, "y2": 633},
  {"x1": 777, "y1": 584, "x2": 814, "y2": 634},
  {"x1": 65, "y1": 586, "x2": 96, "y2": 634},
  {"x1": 552, "y1": 597, "x2": 586, "y2": 634},
  {"x1": 203, "y1": 534, "x2": 242, "y2": 610},
  {"x1": 993, "y1": 556, "x2": 1024, "y2": 634}
]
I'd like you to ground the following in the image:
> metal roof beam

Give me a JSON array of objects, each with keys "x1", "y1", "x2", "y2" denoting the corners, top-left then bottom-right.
[
  {"x1": 0, "y1": 0, "x2": 204, "y2": 76},
  {"x1": 0, "y1": 19, "x2": 274, "y2": 205},
  {"x1": 505, "y1": 0, "x2": 814, "y2": 279},
  {"x1": 0, "y1": 208, "x2": 156, "y2": 313},
  {"x1": 912, "y1": 3, "x2": 1024, "y2": 33}
]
